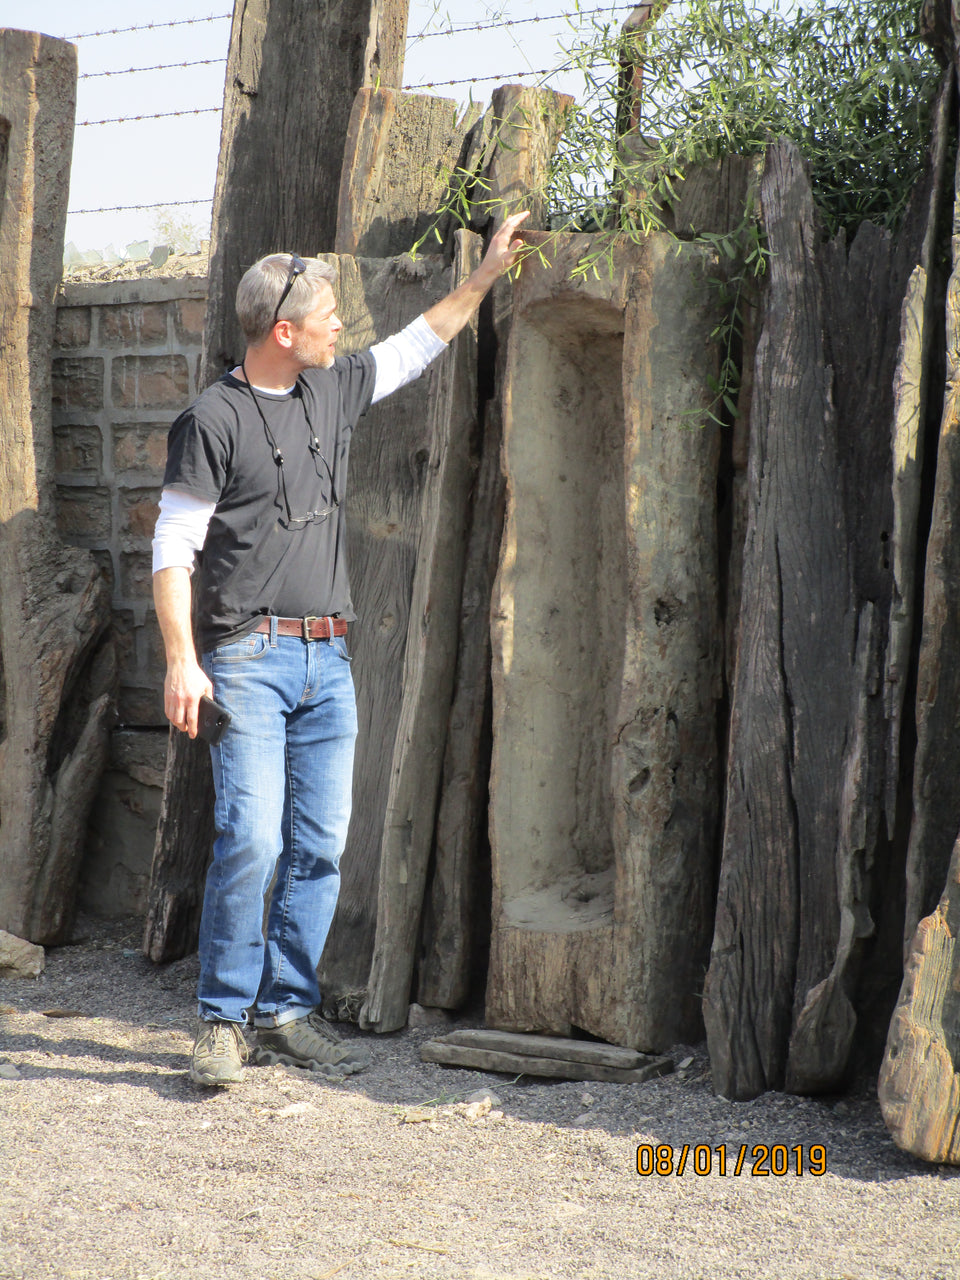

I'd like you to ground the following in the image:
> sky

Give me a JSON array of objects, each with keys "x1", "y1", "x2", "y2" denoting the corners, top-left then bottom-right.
[{"x1": 0, "y1": 0, "x2": 635, "y2": 256}]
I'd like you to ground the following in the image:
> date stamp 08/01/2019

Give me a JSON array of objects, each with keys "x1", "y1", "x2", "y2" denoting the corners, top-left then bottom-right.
[{"x1": 636, "y1": 1143, "x2": 827, "y2": 1178}]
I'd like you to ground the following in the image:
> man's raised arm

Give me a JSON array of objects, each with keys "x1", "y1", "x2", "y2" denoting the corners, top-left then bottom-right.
[{"x1": 368, "y1": 210, "x2": 530, "y2": 404}]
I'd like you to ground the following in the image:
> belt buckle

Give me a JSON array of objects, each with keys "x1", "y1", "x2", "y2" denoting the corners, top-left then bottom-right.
[{"x1": 301, "y1": 614, "x2": 319, "y2": 641}]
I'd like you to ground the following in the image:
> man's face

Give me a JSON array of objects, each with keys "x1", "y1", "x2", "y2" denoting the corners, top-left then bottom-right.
[{"x1": 288, "y1": 282, "x2": 343, "y2": 370}]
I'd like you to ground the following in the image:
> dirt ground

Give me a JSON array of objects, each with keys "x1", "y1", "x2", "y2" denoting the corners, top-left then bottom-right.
[{"x1": 1, "y1": 914, "x2": 958, "y2": 1280}]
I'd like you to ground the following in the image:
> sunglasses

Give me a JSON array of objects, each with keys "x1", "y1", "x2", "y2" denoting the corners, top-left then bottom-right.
[{"x1": 272, "y1": 253, "x2": 307, "y2": 326}]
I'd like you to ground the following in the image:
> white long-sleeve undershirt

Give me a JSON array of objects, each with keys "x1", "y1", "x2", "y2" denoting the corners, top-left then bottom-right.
[
  {"x1": 151, "y1": 315, "x2": 447, "y2": 575},
  {"x1": 370, "y1": 313, "x2": 446, "y2": 406}
]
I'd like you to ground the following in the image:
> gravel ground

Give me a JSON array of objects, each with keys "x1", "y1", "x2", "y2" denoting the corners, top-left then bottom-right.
[{"x1": 1, "y1": 915, "x2": 958, "y2": 1280}]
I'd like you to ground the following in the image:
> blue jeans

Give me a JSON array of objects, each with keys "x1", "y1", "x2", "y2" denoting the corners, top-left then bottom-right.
[{"x1": 197, "y1": 620, "x2": 357, "y2": 1027}]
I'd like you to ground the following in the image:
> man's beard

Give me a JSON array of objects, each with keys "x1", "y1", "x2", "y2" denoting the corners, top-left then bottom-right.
[{"x1": 292, "y1": 333, "x2": 335, "y2": 369}]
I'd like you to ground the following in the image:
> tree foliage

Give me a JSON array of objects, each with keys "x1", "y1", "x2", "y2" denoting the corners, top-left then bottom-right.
[{"x1": 550, "y1": 0, "x2": 941, "y2": 237}]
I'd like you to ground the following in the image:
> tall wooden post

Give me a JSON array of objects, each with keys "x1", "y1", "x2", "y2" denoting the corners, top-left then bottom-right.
[
  {"x1": 704, "y1": 127, "x2": 949, "y2": 1099},
  {"x1": 204, "y1": 0, "x2": 411, "y2": 385},
  {"x1": 616, "y1": 5, "x2": 653, "y2": 139},
  {"x1": 484, "y1": 231, "x2": 724, "y2": 1050},
  {"x1": 416, "y1": 86, "x2": 573, "y2": 1013},
  {"x1": 0, "y1": 30, "x2": 115, "y2": 945}
]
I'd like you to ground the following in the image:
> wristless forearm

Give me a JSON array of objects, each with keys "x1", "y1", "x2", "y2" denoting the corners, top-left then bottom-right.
[
  {"x1": 153, "y1": 566, "x2": 200, "y2": 667},
  {"x1": 423, "y1": 265, "x2": 500, "y2": 344}
]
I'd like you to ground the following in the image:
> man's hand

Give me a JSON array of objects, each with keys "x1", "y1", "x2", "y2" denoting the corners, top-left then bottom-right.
[
  {"x1": 422, "y1": 209, "x2": 531, "y2": 345},
  {"x1": 478, "y1": 209, "x2": 531, "y2": 282},
  {"x1": 153, "y1": 565, "x2": 212, "y2": 739},
  {"x1": 164, "y1": 658, "x2": 213, "y2": 739}
]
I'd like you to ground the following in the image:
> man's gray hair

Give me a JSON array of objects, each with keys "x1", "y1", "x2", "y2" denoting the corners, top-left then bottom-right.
[{"x1": 236, "y1": 253, "x2": 337, "y2": 345}]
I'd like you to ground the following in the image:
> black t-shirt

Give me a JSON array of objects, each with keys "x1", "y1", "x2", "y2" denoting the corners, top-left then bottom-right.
[{"x1": 163, "y1": 353, "x2": 376, "y2": 651}]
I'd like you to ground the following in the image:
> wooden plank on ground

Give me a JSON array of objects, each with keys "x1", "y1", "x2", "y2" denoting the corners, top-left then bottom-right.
[
  {"x1": 420, "y1": 1039, "x2": 673, "y2": 1084},
  {"x1": 436, "y1": 1028, "x2": 657, "y2": 1069}
]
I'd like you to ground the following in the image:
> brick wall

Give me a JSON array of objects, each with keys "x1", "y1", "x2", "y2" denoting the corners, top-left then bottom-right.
[{"x1": 53, "y1": 276, "x2": 208, "y2": 727}]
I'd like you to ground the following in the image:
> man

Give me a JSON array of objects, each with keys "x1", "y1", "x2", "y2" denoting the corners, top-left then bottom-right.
[{"x1": 153, "y1": 212, "x2": 529, "y2": 1087}]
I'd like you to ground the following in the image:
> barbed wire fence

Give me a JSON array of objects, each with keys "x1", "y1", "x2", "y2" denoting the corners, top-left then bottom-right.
[{"x1": 65, "y1": 5, "x2": 632, "y2": 259}]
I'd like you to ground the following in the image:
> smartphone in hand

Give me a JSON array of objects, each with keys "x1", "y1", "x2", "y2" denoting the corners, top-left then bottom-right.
[{"x1": 197, "y1": 695, "x2": 232, "y2": 745}]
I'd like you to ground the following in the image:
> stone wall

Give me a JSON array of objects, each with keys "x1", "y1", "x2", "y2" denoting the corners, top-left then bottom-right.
[
  {"x1": 53, "y1": 276, "x2": 207, "y2": 728},
  {"x1": 52, "y1": 275, "x2": 207, "y2": 915}
]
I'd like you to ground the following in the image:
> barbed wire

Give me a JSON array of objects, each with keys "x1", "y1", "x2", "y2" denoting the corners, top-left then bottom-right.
[
  {"x1": 411, "y1": 4, "x2": 633, "y2": 39},
  {"x1": 78, "y1": 55, "x2": 575, "y2": 86},
  {"x1": 68, "y1": 6, "x2": 631, "y2": 44},
  {"x1": 68, "y1": 14, "x2": 231, "y2": 40},
  {"x1": 406, "y1": 66, "x2": 559, "y2": 90},
  {"x1": 67, "y1": 12, "x2": 603, "y2": 216},
  {"x1": 76, "y1": 107, "x2": 222, "y2": 127},
  {"x1": 69, "y1": 198, "x2": 212, "y2": 215},
  {"x1": 74, "y1": 66, "x2": 573, "y2": 129},
  {"x1": 79, "y1": 57, "x2": 226, "y2": 80}
]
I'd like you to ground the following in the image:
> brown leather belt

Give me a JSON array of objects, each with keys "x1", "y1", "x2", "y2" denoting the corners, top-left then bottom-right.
[{"x1": 253, "y1": 615, "x2": 348, "y2": 641}]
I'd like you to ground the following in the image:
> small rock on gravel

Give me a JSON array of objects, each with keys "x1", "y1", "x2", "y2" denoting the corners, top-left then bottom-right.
[
  {"x1": 465, "y1": 1089, "x2": 501, "y2": 1106},
  {"x1": 407, "y1": 1001, "x2": 453, "y2": 1029},
  {"x1": 0, "y1": 930, "x2": 44, "y2": 978}
]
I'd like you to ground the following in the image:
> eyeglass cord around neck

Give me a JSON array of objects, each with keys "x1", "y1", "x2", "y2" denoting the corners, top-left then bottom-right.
[{"x1": 239, "y1": 361, "x2": 340, "y2": 528}]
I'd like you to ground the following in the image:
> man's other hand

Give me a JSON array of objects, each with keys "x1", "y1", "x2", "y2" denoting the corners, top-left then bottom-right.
[{"x1": 164, "y1": 659, "x2": 214, "y2": 739}]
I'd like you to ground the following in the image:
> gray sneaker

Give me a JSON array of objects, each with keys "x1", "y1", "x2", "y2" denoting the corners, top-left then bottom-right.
[
  {"x1": 254, "y1": 1010, "x2": 370, "y2": 1077},
  {"x1": 189, "y1": 1019, "x2": 249, "y2": 1087}
]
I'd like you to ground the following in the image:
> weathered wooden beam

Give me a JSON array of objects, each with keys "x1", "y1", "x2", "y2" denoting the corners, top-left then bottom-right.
[
  {"x1": 316, "y1": 247, "x2": 476, "y2": 1018},
  {"x1": 417, "y1": 87, "x2": 571, "y2": 1012},
  {"x1": 704, "y1": 145, "x2": 868, "y2": 1100},
  {"x1": 704, "y1": 135, "x2": 942, "y2": 1099},
  {"x1": 335, "y1": 89, "x2": 479, "y2": 258},
  {"x1": 359, "y1": 232, "x2": 482, "y2": 1033},
  {"x1": 204, "y1": 0, "x2": 411, "y2": 384},
  {"x1": 485, "y1": 230, "x2": 723, "y2": 1051},
  {"x1": 420, "y1": 1033, "x2": 673, "y2": 1083},
  {"x1": 878, "y1": 829, "x2": 960, "y2": 1165},
  {"x1": 665, "y1": 154, "x2": 762, "y2": 237},
  {"x1": 884, "y1": 72, "x2": 954, "y2": 842},
  {"x1": 434, "y1": 1027, "x2": 666, "y2": 1069},
  {"x1": 616, "y1": 6, "x2": 653, "y2": 138},
  {"x1": 904, "y1": 72, "x2": 960, "y2": 948},
  {"x1": 920, "y1": 0, "x2": 953, "y2": 67},
  {"x1": 460, "y1": 85, "x2": 574, "y2": 233},
  {"x1": 416, "y1": 398, "x2": 503, "y2": 1010},
  {"x1": 610, "y1": 234, "x2": 724, "y2": 1051},
  {"x1": 0, "y1": 30, "x2": 115, "y2": 946},
  {"x1": 142, "y1": 731, "x2": 215, "y2": 963}
]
